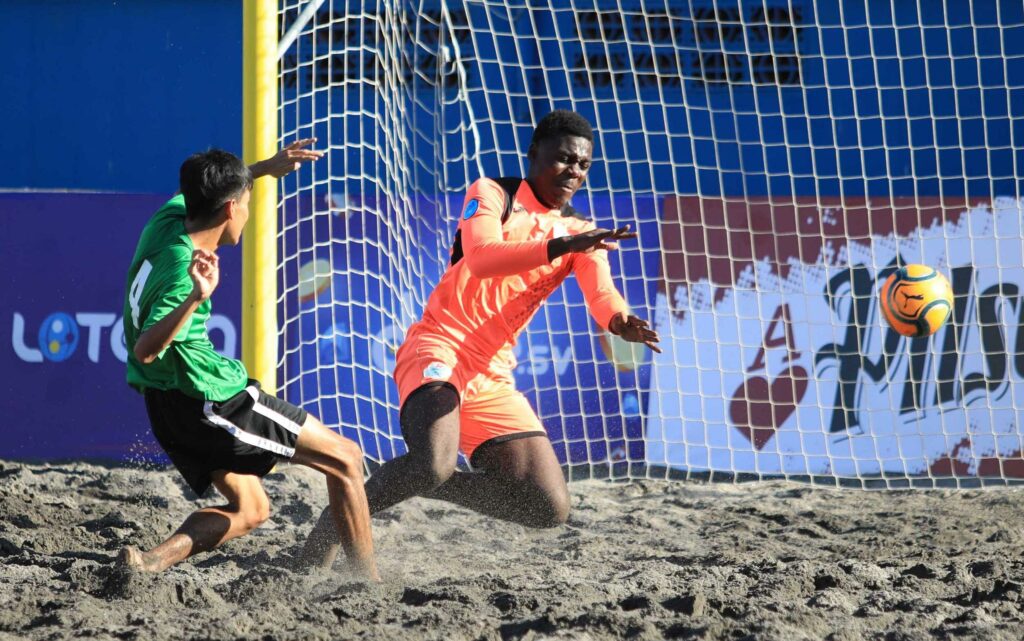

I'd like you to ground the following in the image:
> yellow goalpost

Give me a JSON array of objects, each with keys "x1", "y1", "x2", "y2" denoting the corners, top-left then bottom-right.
[{"x1": 241, "y1": 0, "x2": 278, "y2": 394}]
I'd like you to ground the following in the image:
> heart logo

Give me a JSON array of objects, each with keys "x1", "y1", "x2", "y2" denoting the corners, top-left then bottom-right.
[{"x1": 729, "y1": 366, "x2": 808, "y2": 450}]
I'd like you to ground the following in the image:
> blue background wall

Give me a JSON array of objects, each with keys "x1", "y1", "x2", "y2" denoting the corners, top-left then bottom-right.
[
  {"x1": 1, "y1": 0, "x2": 242, "y2": 191},
  {"x1": 5, "y1": 1, "x2": 1022, "y2": 195}
]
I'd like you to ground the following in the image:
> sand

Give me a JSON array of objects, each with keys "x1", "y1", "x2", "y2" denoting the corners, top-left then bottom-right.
[{"x1": 2, "y1": 459, "x2": 1024, "y2": 640}]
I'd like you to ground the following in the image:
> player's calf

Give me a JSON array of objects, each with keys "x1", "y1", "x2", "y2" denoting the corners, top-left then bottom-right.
[
  {"x1": 116, "y1": 471, "x2": 273, "y2": 573},
  {"x1": 292, "y1": 417, "x2": 379, "y2": 580}
]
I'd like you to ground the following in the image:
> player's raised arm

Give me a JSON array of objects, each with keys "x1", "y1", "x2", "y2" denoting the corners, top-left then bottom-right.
[
  {"x1": 460, "y1": 190, "x2": 639, "y2": 279},
  {"x1": 168, "y1": 139, "x2": 323, "y2": 198},
  {"x1": 249, "y1": 137, "x2": 325, "y2": 179}
]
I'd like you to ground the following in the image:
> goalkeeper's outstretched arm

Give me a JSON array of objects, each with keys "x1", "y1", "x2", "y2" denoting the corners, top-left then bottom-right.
[{"x1": 574, "y1": 243, "x2": 661, "y2": 353}]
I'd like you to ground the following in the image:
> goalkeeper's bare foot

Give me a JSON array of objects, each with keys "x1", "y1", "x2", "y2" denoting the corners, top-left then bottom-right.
[{"x1": 116, "y1": 546, "x2": 158, "y2": 572}]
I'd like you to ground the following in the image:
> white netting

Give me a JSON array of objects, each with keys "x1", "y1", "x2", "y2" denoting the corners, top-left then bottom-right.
[{"x1": 277, "y1": 0, "x2": 1024, "y2": 487}]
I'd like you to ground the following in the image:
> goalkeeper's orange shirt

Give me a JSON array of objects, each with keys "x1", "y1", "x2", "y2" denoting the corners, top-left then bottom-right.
[{"x1": 403, "y1": 178, "x2": 629, "y2": 379}]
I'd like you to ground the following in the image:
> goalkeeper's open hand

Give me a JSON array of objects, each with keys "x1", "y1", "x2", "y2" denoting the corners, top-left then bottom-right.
[
  {"x1": 608, "y1": 313, "x2": 662, "y2": 353},
  {"x1": 251, "y1": 138, "x2": 325, "y2": 179},
  {"x1": 548, "y1": 225, "x2": 637, "y2": 260}
]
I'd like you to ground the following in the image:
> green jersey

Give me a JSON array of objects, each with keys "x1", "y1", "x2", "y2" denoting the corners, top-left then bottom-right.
[{"x1": 123, "y1": 195, "x2": 248, "y2": 401}]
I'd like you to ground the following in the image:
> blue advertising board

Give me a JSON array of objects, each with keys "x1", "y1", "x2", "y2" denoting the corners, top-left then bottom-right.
[
  {"x1": 0, "y1": 192, "x2": 242, "y2": 460},
  {"x1": 0, "y1": 190, "x2": 657, "y2": 469}
]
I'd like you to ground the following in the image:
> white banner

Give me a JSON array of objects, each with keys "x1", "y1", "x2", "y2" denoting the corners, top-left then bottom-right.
[{"x1": 647, "y1": 196, "x2": 1024, "y2": 479}]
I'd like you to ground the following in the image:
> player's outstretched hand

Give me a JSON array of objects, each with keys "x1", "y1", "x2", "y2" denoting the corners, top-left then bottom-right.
[
  {"x1": 549, "y1": 225, "x2": 637, "y2": 260},
  {"x1": 609, "y1": 313, "x2": 662, "y2": 353},
  {"x1": 189, "y1": 249, "x2": 220, "y2": 301},
  {"x1": 253, "y1": 138, "x2": 325, "y2": 179}
]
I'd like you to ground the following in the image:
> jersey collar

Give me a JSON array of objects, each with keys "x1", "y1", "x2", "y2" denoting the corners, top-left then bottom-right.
[{"x1": 516, "y1": 180, "x2": 560, "y2": 215}]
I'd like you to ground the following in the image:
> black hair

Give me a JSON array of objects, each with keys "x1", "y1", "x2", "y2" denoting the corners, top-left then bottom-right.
[
  {"x1": 530, "y1": 110, "x2": 594, "y2": 147},
  {"x1": 179, "y1": 149, "x2": 254, "y2": 221}
]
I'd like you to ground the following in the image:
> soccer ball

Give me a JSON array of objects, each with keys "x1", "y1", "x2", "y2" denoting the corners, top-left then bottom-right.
[{"x1": 879, "y1": 264, "x2": 954, "y2": 337}]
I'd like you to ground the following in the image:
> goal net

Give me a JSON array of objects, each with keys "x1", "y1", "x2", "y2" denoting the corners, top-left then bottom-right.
[{"x1": 276, "y1": 0, "x2": 1024, "y2": 487}]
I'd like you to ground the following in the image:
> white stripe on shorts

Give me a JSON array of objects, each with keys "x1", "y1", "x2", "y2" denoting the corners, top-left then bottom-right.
[
  {"x1": 203, "y1": 401, "x2": 296, "y2": 458},
  {"x1": 245, "y1": 386, "x2": 304, "y2": 436}
]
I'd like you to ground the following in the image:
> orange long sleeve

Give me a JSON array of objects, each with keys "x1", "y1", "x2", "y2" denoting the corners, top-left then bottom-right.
[
  {"x1": 573, "y1": 249, "x2": 629, "y2": 331},
  {"x1": 413, "y1": 177, "x2": 632, "y2": 377},
  {"x1": 459, "y1": 179, "x2": 552, "y2": 278}
]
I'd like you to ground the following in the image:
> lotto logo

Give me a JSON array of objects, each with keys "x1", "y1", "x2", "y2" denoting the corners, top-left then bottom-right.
[
  {"x1": 12, "y1": 312, "x2": 127, "y2": 363},
  {"x1": 11, "y1": 312, "x2": 238, "y2": 364},
  {"x1": 36, "y1": 312, "x2": 79, "y2": 362}
]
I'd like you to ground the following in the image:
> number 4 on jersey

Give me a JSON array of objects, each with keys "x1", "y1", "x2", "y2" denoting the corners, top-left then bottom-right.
[{"x1": 128, "y1": 260, "x2": 153, "y2": 329}]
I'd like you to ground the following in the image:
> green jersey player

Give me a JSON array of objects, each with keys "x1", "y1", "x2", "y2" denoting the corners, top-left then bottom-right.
[{"x1": 119, "y1": 142, "x2": 378, "y2": 580}]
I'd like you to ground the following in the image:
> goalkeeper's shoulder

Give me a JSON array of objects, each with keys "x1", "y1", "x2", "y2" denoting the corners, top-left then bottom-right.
[
  {"x1": 465, "y1": 176, "x2": 508, "y2": 200},
  {"x1": 462, "y1": 177, "x2": 510, "y2": 219}
]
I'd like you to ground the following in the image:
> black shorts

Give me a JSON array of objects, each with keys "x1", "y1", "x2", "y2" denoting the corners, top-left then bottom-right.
[{"x1": 143, "y1": 380, "x2": 308, "y2": 497}]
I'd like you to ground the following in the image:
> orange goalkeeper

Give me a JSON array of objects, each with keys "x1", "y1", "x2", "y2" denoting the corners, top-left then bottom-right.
[{"x1": 301, "y1": 110, "x2": 660, "y2": 567}]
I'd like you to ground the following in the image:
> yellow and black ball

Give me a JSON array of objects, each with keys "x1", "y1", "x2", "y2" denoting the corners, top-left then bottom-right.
[{"x1": 879, "y1": 264, "x2": 954, "y2": 338}]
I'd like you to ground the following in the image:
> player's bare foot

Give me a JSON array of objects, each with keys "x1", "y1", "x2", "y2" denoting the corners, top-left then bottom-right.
[{"x1": 116, "y1": 546, "x2": 156, "y2": 572}]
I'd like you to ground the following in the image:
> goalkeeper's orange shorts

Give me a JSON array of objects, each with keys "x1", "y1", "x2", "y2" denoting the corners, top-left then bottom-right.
[{"x1": 393, "y1": 336, "x2": 546, "y2": 462}]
